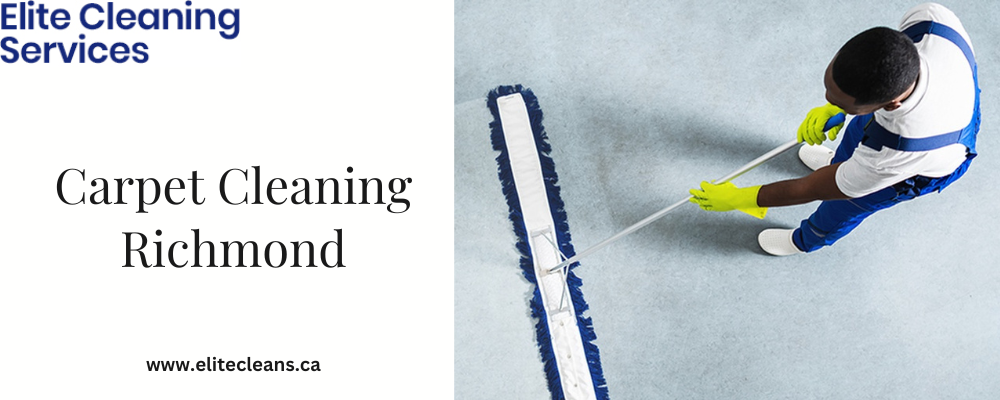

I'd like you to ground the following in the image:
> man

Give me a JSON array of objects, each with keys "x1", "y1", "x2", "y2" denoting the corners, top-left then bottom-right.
[{"x1": 689, "y1": 3, "x2": 980, "y2": 256}]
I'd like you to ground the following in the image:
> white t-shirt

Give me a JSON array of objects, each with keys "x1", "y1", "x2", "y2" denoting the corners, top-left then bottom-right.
[{"x1": 835, "y1": 2, "x2": 976, "y2": 198}]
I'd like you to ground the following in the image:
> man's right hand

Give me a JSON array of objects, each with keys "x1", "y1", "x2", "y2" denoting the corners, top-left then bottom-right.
[{"x1": 797, "y1": 103, "x2": 845, "y2": 145}]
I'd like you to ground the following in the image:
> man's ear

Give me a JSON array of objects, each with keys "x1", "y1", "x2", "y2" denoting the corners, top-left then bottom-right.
[
  {"x1": 882, "y1": 80, "x2": 917, "y2": 112},
  {"x1": 882, "y1": 100, "x2": 904, "y2": 111}
]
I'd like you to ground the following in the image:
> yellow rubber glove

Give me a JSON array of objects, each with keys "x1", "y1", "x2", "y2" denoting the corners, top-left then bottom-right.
[
  {"x1": 688, "y1": 181, "x2": 767, "y2": 219},
  {"x1": 797, "y1": 103, "x2": 845, "y2": 145}
]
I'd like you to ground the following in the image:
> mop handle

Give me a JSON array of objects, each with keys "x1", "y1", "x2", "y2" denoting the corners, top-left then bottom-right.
[{"x1": 546, "y1": 114, "x2": 845, "y2": 273}]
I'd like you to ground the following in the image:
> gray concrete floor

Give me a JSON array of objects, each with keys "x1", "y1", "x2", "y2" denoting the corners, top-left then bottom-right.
[{"x1": 455, "y1": 1, "x2": 1000, "y2": 399}]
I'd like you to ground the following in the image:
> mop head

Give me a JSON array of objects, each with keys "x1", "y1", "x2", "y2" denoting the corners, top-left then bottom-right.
[{"x1": 487, "y1": 85, "x2": 609, "y2": 400}]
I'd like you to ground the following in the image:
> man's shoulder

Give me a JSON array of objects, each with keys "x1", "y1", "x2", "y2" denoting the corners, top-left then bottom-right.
[
  {"x1": 901, "y1": 3, "x2": 960, "y2": 25},
  {"x1": 900, "y1": 3, "x2": 970, "y2": 43}
]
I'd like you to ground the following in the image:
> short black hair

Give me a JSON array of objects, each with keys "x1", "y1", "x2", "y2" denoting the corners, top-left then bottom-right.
[{"x1": 832, "y1": 27, "x2": 920, "y2": 105}]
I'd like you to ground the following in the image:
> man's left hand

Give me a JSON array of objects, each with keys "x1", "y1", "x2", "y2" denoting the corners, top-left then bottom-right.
[{"x1": 689, "y1": 181, "x2": 768, "y2": 219}]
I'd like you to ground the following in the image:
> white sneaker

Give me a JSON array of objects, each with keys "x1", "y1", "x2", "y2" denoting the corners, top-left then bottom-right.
[
  {"x1": 798, "y1": 144, "x2": 835, "y2": 171},
  {"x1": 758, "y1": 229, "x2": 804, "y2": 256}
]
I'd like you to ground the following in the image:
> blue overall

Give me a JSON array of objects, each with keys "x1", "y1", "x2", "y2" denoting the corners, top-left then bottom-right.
[{"x1": 792, "y1": 21, "x2": 981, "y2": 252}]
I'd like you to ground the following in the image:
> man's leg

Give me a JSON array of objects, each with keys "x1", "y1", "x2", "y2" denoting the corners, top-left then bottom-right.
[
  {"x1": 790, "y1": 154, "x2": 973, "y2": 253},
  {"x1": 791, "y1": 186, "x2": 897, "y2": 252}
]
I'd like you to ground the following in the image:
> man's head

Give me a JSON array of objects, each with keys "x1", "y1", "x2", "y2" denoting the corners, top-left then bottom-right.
[{"x1": 824, "y1": 27, "x2": 920, "y2": 114}]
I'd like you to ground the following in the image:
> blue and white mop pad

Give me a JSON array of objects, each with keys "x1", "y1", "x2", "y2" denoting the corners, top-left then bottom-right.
[{"x1": 487, "y1": 85, "x2": 609, "y2": 400}]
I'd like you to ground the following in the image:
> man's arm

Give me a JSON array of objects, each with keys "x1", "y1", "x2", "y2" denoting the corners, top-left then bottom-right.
[
  {"x1": 757, "y1": 162, "x2": 850, "y2": 207},
  {"x1": 689, "y1": 162, "x2": 852, "y2": 215}
]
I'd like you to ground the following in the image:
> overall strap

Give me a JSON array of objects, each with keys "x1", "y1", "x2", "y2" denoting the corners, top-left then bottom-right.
[
  {"x1": 903, "y1": 21, "x2": 975, "y2": 70},
  {"x1": 863, "y1": 121, "x2": 964, "y2": 151},
  {"x1": 862, "y1": 20, "x2": 978, "y2": 152}
]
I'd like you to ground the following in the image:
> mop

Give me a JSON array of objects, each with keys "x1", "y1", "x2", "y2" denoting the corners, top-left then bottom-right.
[
  {"x1": 489, "y1": 84, "x2": 842, "y2": 398},
  {"x1": 488, "y1": 85, "x2": 608, "y2": 400}
]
